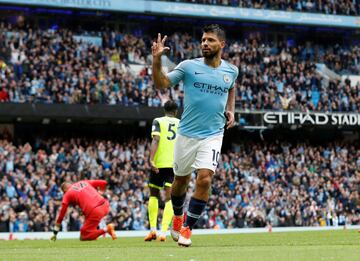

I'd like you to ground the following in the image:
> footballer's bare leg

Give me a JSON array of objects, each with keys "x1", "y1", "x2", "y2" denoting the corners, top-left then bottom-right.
[
  {"x1": 178, "y1": 169, "x2": 213, "y2": 247},
  {"x1": 192, "y1": 169, "x2": 213, "y2": 201},
  {"x1": 172, "y1": 175, "x2": 191, "y2": 196},
  {"x1": 170, "y1": 174, "x2": 191, "y2": 242},
  {"x1": 164, "y1": 186, "x2": 171, "y2": 202}
]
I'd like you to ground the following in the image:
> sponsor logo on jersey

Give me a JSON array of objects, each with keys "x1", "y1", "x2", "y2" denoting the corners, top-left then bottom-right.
[{"x1": 193, "y1": 82, "x2": 229, "y2": 96}]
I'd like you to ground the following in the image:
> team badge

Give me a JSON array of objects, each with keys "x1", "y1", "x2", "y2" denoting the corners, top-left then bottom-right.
[{"x1": 223, "y1": 74, "x2": 231, "y2": 84}]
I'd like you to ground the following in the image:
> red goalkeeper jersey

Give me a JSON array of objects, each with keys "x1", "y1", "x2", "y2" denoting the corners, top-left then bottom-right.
[{"x1": 56, "y1": 180, "x2": 107, "y2": 224}]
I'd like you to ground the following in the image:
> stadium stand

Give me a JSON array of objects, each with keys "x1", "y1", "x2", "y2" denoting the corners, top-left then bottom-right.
[
  {"x1": 160, "y1": 0, "x2": 360, "y2": 16},
  {"x1": 0, "y1": 23, "x2": 359, "y2": 112},
  {"x1": 0, "y1": 135, "x2": 359, "y2": 232},
  {"x1": 0, "y1": 3, "x2": 359, "y2": 236}
]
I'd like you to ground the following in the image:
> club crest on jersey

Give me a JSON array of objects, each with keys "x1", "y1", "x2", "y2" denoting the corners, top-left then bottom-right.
[{"x1": 223, "y1": 74, "x2": 231, "y2": 84}]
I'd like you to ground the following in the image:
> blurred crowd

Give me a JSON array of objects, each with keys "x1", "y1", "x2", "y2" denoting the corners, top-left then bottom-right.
[
  {"x1": 0, "y1": 22, "x2": 168, "y2": 107},
  {"x1": 1, "y1": 22, "x2": 360, "y2": 112},
  {"x1": 0, "y1": 136, "x2": 150, "y2": 232},
  {"x1": 163, "y1": 0, "x2": 360, "y2": 16},
  {"x1": 228, "y1": 36, "x2": 360, "y2": 112},
  {"x1": 199, "y1": 140, "x2": 360, "y2": 228},
  {"x1": 0, "y1": 135, "x2": 359, "y2": 232}
]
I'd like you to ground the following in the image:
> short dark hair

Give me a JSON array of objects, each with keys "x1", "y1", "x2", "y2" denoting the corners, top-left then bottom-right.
[
  {"x1": 202, "y1": 24, "x2": 226, "y2": 41},
  {"x1": 164, "y1": 100, "x2": 178, "y2": 113},
  {"x1": 61, "y1": 182, "x2": 71, "y2": 192}
]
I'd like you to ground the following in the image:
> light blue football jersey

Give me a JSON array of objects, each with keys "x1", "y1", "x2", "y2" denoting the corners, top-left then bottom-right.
[{"x1": 167, "y1": 58, "x2": 238, "y2": 139}]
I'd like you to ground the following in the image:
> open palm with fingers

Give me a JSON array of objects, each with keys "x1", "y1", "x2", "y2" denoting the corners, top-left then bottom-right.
[{"x1": 152, "y1": 33, "x2": 170, "y2": 58}]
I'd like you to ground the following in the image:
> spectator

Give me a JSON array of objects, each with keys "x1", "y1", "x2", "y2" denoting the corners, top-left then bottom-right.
[
  {"x1": 0, "y1": 136, "x2": 358, "y2": 232},
  {"x1": 0, "y1": 22, "x2": 359, "y2": 112},
  {"x1": 161, "y1": 0, "x2": 360, "y2": 16}
]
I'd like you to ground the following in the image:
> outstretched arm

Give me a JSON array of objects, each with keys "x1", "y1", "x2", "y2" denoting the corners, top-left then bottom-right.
[
  {"x1": 56, "y1": 202, "x2": 69, "y2": 225},
  {"x1": 51, "y1": 201, "x2": 69, "y2": 241},
  {"x1": 152, "y1": 33, "x2": 171, "y2": 89}
]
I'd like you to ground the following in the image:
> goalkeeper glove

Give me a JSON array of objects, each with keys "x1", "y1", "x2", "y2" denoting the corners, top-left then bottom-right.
[{"x1": 50, "y1": 224, "x2": 60, "y2": 241}]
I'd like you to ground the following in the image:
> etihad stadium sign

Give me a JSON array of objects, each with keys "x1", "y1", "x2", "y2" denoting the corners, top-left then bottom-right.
[
  {"x1": 235, "y1": 110, "x2": 360, "y2": 129},
  {"x1": 263, "y1": 112, "x2": 360, "y2": 126}
]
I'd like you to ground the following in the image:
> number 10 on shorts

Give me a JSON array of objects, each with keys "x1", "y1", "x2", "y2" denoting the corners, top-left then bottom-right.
[{"x1": 212, "y1": 149, "x2": 219, "y2": 167}]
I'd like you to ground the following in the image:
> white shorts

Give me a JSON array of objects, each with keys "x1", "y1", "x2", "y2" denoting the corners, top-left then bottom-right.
[{"x1": 173, "y1": 133, "x2": 223, "y2": 176}]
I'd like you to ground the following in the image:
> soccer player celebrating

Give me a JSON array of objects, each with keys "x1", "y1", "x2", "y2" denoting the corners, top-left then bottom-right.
[
  {"x1": 51, "y1": 180, "x2": 117, "y2": 241},
  {"x1": 151, "y1": 24, "x2": 238, "y2": 247},
  {"x1": 144, "y1": 100, "x2": 180, "y2": 242}
]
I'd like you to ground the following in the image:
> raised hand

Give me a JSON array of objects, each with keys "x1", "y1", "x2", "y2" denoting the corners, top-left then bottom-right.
[
  {"x1": 50, "y1": 224, "x2": 60, "y2": 242},
  {"x1": 150, "y1": 160, "x2": 159, "y2": 174},
  {"x1": 152, "y1": 33, "x2": 170, "y2": 58}
]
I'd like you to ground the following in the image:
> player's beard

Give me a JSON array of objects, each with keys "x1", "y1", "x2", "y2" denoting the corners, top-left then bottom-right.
[{"x1": 202, "y1": 48, "x2": 220, "y2": 59}]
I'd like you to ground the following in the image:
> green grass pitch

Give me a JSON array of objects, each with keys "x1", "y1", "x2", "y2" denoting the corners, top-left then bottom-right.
[{"x1": 0, "y1": 230, "x2": 359, "y2": 261}]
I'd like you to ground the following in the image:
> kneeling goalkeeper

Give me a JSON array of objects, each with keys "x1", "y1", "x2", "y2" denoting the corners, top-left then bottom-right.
[{"x1": 51, "y1": 180, "x2": 117, "y2": 241}]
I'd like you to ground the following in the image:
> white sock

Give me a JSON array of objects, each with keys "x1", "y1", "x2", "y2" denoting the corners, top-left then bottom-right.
[{"x1": 150, "y1": 228, "x2": 156, "y2": 233}]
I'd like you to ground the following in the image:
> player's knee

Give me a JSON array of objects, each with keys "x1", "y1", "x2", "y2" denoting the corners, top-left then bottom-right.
[
  {"x1": 175, "y1": 175, "x2": 191, "y2": 184},
  {"x1": 173, "y1": 176, "x2": 187, "y2": 188},
  {"x1": 149, "y1": 187, "x2": 160, "y2": 198},
  {"x1": 164, "y1": 191, "x2": 171, "y2": 201},
  {"x1": 196, "y1": 175, "x2": 212, "y2": 190},
  {"x1": 80, "y1": 230, "x2": 89, "y2": 241}
]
